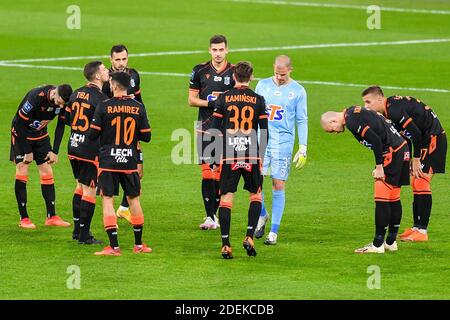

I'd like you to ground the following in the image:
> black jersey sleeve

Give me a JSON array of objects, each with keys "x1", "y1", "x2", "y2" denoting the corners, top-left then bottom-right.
[
  {"x1": 211, "y1": 93, "x2": 225, "y2": 130},
  {"x1": 17, "y1": 93, "x2": 41, "y2": 129},
  {"x1": 258, "y1": 96, "x2": 269, "y2": 150},
  {"x1": 388, "y1": 102, "x2": 423, "y2": 157},
  {"x1": 88, "y1": 102, "x2": 104, "y2": 140},
  {"x1": 52, "y1": 116, "x2": 66, "y2": 154},
  {"x1": 139, "y1": 107, "x2": 151, "y2": 143},
  {"x1": 362, "y1": 128, "x2": 384, "y2": 165},
  {"x1": 189, "y1": 65, "x2": 202, "y2": 91},
  {"x1": 132, "y1": 69, "x2": 143, "y2": 104}
]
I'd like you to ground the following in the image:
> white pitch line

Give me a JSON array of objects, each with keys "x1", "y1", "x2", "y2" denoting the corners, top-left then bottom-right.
[
  {"x1": 0, "y1": 63, "x2": 447, "y2": 94},
  {"x1": 1, "y1": 38, "x2": 450, "y2": 64},
  {"x1": 225, "y1": 0, "x2": 450, "y2": 15}
]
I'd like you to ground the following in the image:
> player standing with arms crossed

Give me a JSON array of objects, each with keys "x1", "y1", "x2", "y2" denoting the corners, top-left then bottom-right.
[
  {"x1": 103, "y1": 44, "x2": 145, "y2": 223},
  {"x1": 188, "y1": 35, "x2": 235, "y2": 230}
]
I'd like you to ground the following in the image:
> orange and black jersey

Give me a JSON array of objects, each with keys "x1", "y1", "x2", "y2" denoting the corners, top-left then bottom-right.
[
  {"x1": 345, "y1": 106, "x2": 406, "y2": 165},
  {"x1": 384, "y1": 95, "x2": 445, "y2": 157},
  {"x1": 88, "y1": 96, "x2": 151, "y2": 172},
  {"x1": 212, "y1": 86, "x2": 268, "y2": 163},
  {"x1": 103, "y1": 67, "x2": 143, "y2": 104},
  {"x1": 11, "y1": 85, "x2": 66, "y2": 154},
  {"x1": 189, "y1": 61, "x2": 235, "y2": 129},
  {"x1": 65, "y1": 83, "x2": 108, "y2": 162}
]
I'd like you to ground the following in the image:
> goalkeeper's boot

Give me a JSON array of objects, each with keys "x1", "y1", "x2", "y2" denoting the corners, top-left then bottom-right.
[
  {"x1": 243, "y1": 236, "x2": 257, "y2": 257},
  {"x1": 384, "y1": 241, "x2": 398, "y2": 252},
  {"x1": 133, "y1": 243, "x2": 153, "y2": 253},
  {"x1": 399, "y1": 227, "x2": 417, "y2": 240},
  {"x1": 116, "y1": 206, "x2": 132, "y2": 224},
  {"x1": 254, "y1": 213, "x2": 270, "y2": 239},
  {"x1": 221, "y1": 245, "x2": 233, "y2": 259},
  {"x1": 19, "y1": 218, "x2": 36, "y2": 229},
  {"x1": 45, "y1": 215, "x2": 71, "y2": 227},
  {"x1": 94, "y1": 246, "x2": 121, "y2": 256},
  {"x1": 264, "y1": 232, "x2": 278, "y2": 245},
  {"x1": 354, "y1": 243, "x2": 385, "y2": 254}
]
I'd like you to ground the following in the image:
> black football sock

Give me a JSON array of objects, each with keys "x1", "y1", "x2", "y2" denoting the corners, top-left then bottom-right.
[
  {"x1": 120, "y1": 193, "x2": 129, "y2": 208},
  {"x1": 214, "y1": 180, "x2": 221, "y2": 216},
  {"x1": 202, "y1": 179, "x2": 216, "y2": 219},
  {"x1": 412, "y1": 195, "x2": 420, "y2": 228},
  {"x1": 133, "y1": 225, "x2": 143, "y2": 246},
  {"x1": 41, "y1": 179, "x2": 56, "y2": 218},
  {"x1": 416, "y1": 194, "x2": 432, "y2": 230},
  {"x1": 79, "y1": 197, "x2": 95, "y2": 242},
  {"x1": 247, "y1": 201, "x2": 262, "y2": 238},
  {"x1": 106, "y1": 228, "x2": 119, "y2": 249},
  {"x1": 15, "y1": 178, "x2": 28, "y2": 220},
  {"x1": 219, "y1": 206, "x2": 231, "y2": 247},
  {"x1": 386, "y1": 201, "x2": 402, "y2": 245},
  {"x1": 374, "y1": 201, "x2": 390, "y2": 247},
  {"x1": 72, "y1": 191, "x2": 82, "y2": 235}
]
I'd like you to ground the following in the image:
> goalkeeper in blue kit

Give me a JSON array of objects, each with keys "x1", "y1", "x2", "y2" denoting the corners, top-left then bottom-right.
[{"x1": 254, "y1": 55, "x2": 308, "y2": 245}]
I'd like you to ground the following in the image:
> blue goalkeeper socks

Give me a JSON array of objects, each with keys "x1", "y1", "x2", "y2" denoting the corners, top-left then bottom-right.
[
  {"x1": 270, "y1": 190, "x2": 285, "y2": 234},
  {"x1": 260, "y1": 192, "x2": 268, "y2": 217}
]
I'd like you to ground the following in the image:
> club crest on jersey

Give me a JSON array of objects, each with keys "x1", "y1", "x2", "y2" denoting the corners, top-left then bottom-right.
[
  {"x1": 274, "y1": 91, "x2": 282, "y2": 96},
  {"x1": 214, "y1": 76, "x2": 222, "y2": 82},
  {"x1": 267, "y1": 105, "x2": 285, "y2": 121},
  {"x1": 130, "y1": 78, "x2": 135, "y2": 88},
  {"x1": 22, "y1": 101, "x2": 33, "y2": 113},
  {"x1": 224, "y1": 76, "x2": 231, "y2": 86}
]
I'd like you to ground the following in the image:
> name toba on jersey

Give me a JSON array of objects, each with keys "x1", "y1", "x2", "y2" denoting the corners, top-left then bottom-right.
[
  {"x1": 66, "y1": 84, "x2": 108, "y2": 162},
  {"x1": 89, "y1": 96, "x2": 151, "y2": 172}
]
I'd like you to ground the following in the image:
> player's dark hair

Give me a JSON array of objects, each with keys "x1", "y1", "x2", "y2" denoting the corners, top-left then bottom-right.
[
  {"x1": 111, "y1": 44, "x2": 128, "y2": 56},
  {"x1": 83, "y1": 61, "x2": 103, "y2": 81},
  {"x1": 210, "y1": 35, "x2": 227, "y2": 47},
  {"x1": 362, "y1": 86, "x2": 384, "y2": 97},
  {"x1": 57, "y1": 84, "x2": 73, "y2": 103},
  {"x1": 234, "y1": 61, "x2": 253, "y2": 83},
  {"x1": 110, "y1": 71, "x2": 131, "y2": 91}
]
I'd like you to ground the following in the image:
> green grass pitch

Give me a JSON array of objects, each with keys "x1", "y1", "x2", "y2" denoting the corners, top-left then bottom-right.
[{"x1": 0, "y1": 0, "x2": 449, "y2": 299}]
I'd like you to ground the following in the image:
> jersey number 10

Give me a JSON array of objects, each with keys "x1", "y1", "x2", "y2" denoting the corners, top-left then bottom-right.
[{"x1": 111, "y1": 116, "x2": 136, "y2": 146}]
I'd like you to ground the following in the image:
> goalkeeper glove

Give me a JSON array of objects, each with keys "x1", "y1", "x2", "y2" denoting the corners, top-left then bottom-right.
[{"x1": 293, "y1": 144, "x2": 307, "y2": 169}]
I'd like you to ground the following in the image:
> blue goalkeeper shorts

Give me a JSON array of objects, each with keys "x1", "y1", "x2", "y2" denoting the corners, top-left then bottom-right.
[{"x1": 262, "y1": 149, "x2": 292, "y2": 181}]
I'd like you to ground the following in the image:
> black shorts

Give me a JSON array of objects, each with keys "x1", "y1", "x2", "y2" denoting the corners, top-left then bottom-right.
[
  {"x1": 98, "y1": 170, "x2": 140, "y2": 197},
  {"x1": 196, "y1": 129, "x2": 221, "y2": 165},
  {"x1": 421, "y1": 132, "x2": 447, "y2": 174},
  {"x1": 383, "y1": 144, "x2": 410, "y2": 187},
  {"x1": 220, "y1": 162, "x2": 263, "y2": 194},
  {"x1": 10, "y1": 134, "x2": 51, "y2": 165},
  {"x1": 69, "y1": 157, "x2": 98, "y2": 187}
]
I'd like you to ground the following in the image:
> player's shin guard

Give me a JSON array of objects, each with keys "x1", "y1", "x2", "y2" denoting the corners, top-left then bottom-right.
[
  {"x1": 412, "y1": 177, "x2": 432, "y2": 230},
  {"x1": 40, "y1": 175, "x2": 55, "y2": 218},
  {"x1": 387, "y1": 200, "x2": 402, "y2": 245},
  {"x1": 201, "y1": 179, "x2": 216, "y2": 219},
  {"x1": 131, "y1": 215, "x2": 144, "y2": 246},
  {"x1": 219, "y1": 201, "x2": 232, "y2": 246},
  {"x1": 15, "y1": 175, "x2": 29, "y2": 219},
  {"x1": 270, "y1": 190, "x2": 285, "y2": 234},
  {"x1": 104, "y1": 215, "x2": 119, "y2": 249},
  {"x1": 79, "y1": 195, "x2": 96, "y2": 242},
  {"x1": 247, "y1": 194, "x2": 262, "y2": 238},
  {"x1": 72, "y1": 188, "x2": 83, "y2": 235},
  {"x1": 374, "y1": 201, "x2": 391, "y2": 247}
]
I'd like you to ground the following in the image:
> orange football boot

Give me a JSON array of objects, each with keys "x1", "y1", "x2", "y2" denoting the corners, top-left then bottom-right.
[
  {"x1": 133, "y1": 243, "x2": 153, "y2": 253},
  {"x1": 45, "y1": 215, "x2": 71, "y2": 227},
  {"x1": 221, "y1": 245, "x2": 233, "y2": 259},
  {"x1": 95, "y1": 246, "x2": 121, "y2": 256},
  {"x1": 19, "y1": 218, "x2": 36, "y2": 229},
  {"x1": 399, "y1": 227, "x2": 416, "y2": 239},
  {"x1": 401, "y1": 230, "x2": 428, "y2": 242}
]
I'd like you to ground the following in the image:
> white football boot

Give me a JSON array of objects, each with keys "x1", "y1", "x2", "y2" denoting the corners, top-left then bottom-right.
[
  {"x1": 384, "y1": 241, "x2": 398, "y2": 252},
  {"x1": 354, "y1": 243, "x2": 385, "y2": 254}
]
